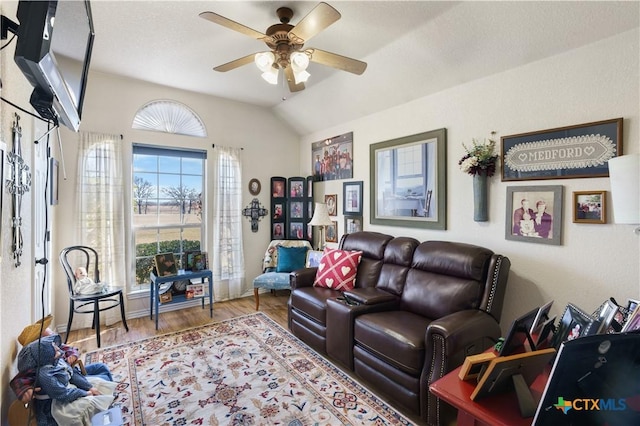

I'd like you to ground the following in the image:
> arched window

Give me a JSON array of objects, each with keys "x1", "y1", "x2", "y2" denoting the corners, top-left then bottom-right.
[{"x1": 132, "y1": 100, "x2": 207, "y2": 137}]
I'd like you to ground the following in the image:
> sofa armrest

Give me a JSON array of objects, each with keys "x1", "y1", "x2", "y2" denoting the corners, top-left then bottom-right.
[
  {"x1": 423, "y1": 310, "x2": 501, "y2": 426},
  {"x1": 289, "y1": 267, "x2": 317, "y2": 290}
]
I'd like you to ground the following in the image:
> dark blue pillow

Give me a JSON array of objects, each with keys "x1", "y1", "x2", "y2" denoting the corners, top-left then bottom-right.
[{"x1": 276, "y1": 246, "x2": 308, "y2": 273}]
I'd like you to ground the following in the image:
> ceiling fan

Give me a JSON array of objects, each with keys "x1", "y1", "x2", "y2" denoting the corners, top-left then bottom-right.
[{"x1": 199, "y1": 2, "x2": 367, "y2": 93}]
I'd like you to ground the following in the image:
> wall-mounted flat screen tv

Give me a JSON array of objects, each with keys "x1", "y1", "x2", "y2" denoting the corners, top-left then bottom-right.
[{"x1": 14, "y1": 0, "x2": 94, "y2": 132}]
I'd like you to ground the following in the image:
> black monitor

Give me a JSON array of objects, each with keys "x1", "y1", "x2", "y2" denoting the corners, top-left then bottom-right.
[
  {"x1": 533, "y1": 332, "x2": 640, "y2": 425},
  {"x1": 499, "y1": 307, "x2": 539, "y2": 356},
  {"x1": 14, "y1": 0, "x2": 94, "y2": 131}
]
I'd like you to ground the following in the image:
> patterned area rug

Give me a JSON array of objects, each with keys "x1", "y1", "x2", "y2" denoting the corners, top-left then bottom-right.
[{"x1": 85, "y1": 313, "x2": 414, "y2": 425}]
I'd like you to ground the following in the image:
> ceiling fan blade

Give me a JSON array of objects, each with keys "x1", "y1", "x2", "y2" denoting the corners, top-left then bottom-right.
[
  {"x1": 289, "y1": 2, "x2": 341, "y2": 44},
  {"x1": 199, "y1": 11, "x2": 268, "y2": 41},
  {"x1": 214, "y1": 53, "x2": 257, "y2": 72},
  {"x1": 284, "y1": 66, "x2": 305, "y2": 92},
  {"x1": 306, "y1": 48, "x2": 367, "y2": 75}
]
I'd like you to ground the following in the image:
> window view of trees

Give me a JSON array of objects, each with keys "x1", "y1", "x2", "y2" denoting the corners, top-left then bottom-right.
[{"x1": 131, "y1": 145, "x2": 206, "y2": 289}]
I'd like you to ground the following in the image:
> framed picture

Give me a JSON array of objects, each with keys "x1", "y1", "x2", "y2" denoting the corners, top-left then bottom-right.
[
  {"x1": 183, "y1": 250, "x2": 201, "y2": 271},
  {"x1": 628, "y1": 299, "x2": 640, "y2": 312},
  {"x1": 273, "y1": 203, "x2": 284, "y2": 220},
  {"x1": 505, "y1": 185, "x2": 563, "y2": 245},
  {"x1": 272, "y1": 222, "x2": 285, "y2": 239},
  {"x1": 501, "y1": 118, "x2": 623, "y2": 181},
  {"x1": 248, "y1": 178, "x2": 261, "y2": 196},
  {"x1": 622, "y1": 305, "x2": 640, "y2": 332},
  {"x1": 573, "y1": 191, "x2": 606, "y2": 224},
  {"x1": 186, "y1": 283, "x2": 205, "y2": 299},
  {"x1": 159, "y1": 292, "x2": 172, "y2": 304},
  {"x1": 305, "y1": 250, "x2": 324, "y2": 268},
  {"x1": 344, "y1": 216, "x2": 363, "y2": 234},
  {"x1": 192, "y1": 252, "x2": 208, "y2": 271},
  {"x1": 343, "y1": 181, "x2": 363, "y2": 215},
  {"x1": 325, "y1": 194, "x2": 337, "y2": 216},
  {"x1": 530, "y1": 300, "x2": 554, "y2": 336},
  {"x1": 290, "y1": 201, "x2": 304, "y2": 218},
  {"x1": 594, "y1": 299, "x2": 621, "y2": 334},
  {"x1": 289, "y1": 222, "x2": 304, "y2": 239},
  {"x1": 326, "y1": 221, "x2": 338, "y2": 243},
  {"x1": 288, "y1": 177, "x2": 305, "y2": 198},
  {"x1": 551, "y1": 303, "x2": 600, "y2": 349},
  {"x1": 370, "y1": 128, "x2": 447, "y2": 230},
  {"x1": 311, "y1": 131, "x2": 353, "y2": 182},
  {"x1": 271, "y1": 177, "x2": 286, "y2": 198},
  {"x1": 154, "y1": 253, "x2": 178, "y2": 277}
]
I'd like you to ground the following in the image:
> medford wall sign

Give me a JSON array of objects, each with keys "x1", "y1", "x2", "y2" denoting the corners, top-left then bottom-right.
[{"x1": 501, "y1": 118, "x2": 623, "y2": 181}]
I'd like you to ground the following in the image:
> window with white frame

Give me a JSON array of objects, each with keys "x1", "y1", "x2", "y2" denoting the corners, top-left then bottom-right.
[{"x1": 131, "y1": 144, "x2": 206, "y2": 290}]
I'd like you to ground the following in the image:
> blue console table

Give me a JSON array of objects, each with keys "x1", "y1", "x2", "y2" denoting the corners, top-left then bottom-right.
[{"x1": 150, "y1": 269, "x2": 213, "y2": 330}]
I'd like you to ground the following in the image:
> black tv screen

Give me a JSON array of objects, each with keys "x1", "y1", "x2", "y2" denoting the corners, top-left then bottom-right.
[
  {"x1": 533, "y1": 332, "x2": 640, "y2": 425},
  {"x1": 14, "y1": 0, "x2": 94, "y2": 131}
]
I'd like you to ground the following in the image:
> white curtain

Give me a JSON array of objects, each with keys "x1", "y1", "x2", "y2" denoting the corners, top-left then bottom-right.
[
  {"x1": 76, "y1": 132, "x2": 125, "y2": 325},
  {"x1": 211, "y1": 146, "x2": 246, "y2": 300}
]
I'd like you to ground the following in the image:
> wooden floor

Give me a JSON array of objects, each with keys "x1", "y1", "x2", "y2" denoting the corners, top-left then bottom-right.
[{"x1": 66, "y1": 291, "x2": 290, "y2": 354}]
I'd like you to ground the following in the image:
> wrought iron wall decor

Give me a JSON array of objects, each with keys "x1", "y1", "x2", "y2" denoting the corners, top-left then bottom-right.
[
  {"x1": 6, "y1": 113, "x2": 32, "y2": 266},
  {"x1": 242, "y1": 198, "x2": 268, "y2": 232}
]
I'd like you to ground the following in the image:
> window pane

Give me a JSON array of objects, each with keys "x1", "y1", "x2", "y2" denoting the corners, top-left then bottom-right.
[{"x1": 131, "y1": 144, "x2": 206, "y2": 291}]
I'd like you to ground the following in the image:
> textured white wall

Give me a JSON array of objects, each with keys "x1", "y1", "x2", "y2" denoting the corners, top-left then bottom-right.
[{"x1": 300, "y1": 29, "x2": 640, "y2": 332}]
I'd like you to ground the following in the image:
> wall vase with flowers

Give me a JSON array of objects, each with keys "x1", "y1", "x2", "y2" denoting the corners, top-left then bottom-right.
[{"x1": 459, "y1": 136, "x2": 498, "y2": 222}]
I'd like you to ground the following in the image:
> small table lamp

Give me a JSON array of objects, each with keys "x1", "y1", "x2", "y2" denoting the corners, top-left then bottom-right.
[{"x1": 309, "y1": 202, "x2": 333, "y2": 250}]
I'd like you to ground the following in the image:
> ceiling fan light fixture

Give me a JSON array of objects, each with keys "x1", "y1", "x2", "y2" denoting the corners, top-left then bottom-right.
[
  {"x1": 261, "y1": 67, "x2": 279, "y2": 85},
  {"x1": 291, "y1": 51, "x2": 310, "y2": 71},
  {"x1": 255, "y1": 51, "x2": 275, "y2": 72},
  {"x1": 291, "y1": 51, "x2": 311, "y2": 84}
]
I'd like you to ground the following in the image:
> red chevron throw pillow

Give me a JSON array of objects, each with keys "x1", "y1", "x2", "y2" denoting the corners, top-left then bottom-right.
[{"x1": 313, "y1": 248, "x2": 363, "y2": 291}]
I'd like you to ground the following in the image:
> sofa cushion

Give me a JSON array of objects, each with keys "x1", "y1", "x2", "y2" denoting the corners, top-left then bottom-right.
[
  {"x1": 290, "y1": 286, "x2": 339, "y2": 324},
  {"x1": 253, "y1": 272, "x2": 291, "y2": 290},
  {"x1": 276, "y1": 245, "x2": 308, "y2": 272},
  {"x1": 314, "y1": 248, "x2": 363, "y2": 291},
  {"x1": 354, "y1": 310, "x2": 431, "y2": 376}
]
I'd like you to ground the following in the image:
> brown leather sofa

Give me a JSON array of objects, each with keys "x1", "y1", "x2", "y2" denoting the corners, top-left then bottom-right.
[{"x1": 288, "y1": 231, "x2": 511, "y2": 425}]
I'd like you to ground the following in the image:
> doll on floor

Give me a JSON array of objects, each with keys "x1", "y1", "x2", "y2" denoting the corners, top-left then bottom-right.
[
  {"x1": 73, "y1": 266, "x2": 107, "y2": 295},
  {"x1": 17, "y1": 334, "x2": 116, "y2": 426}
]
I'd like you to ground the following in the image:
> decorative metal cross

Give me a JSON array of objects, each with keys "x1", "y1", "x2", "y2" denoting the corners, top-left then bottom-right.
[{"x1": 242, "y1": 198, "x2": 268, "y2": 232}]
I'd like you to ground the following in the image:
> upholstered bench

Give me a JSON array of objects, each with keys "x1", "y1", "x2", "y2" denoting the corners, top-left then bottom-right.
[{"x1": 253, "y1": 239, "x2": 312, "y2": 310}]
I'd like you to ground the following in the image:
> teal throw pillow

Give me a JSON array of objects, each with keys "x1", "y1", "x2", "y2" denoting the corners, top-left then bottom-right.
[{"x1": 276, "y1": 246, "x2": 308, "y2": 273}]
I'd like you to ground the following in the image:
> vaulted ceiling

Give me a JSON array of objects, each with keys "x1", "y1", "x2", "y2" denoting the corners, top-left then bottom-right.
[{"x1": 88, "y1": 1, "x2": 639, "y2": 135}]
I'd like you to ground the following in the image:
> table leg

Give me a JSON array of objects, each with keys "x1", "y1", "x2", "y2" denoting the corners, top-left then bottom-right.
[
  {"x1": 208, "y1": 276, "x2": 213, "y2": 317},
  {"x1": 155, "y1": 283, "x2": 160, "y2": 330}
]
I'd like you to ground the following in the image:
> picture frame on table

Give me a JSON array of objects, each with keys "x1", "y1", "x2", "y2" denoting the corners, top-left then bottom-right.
[
  {"x1": 594, "y1": 299, "x2": 620, "y2": 334},
  {"x1": 154, "y1": 252, "x2": 178, "y2": 277},
  {"x1": 501, "y1": 118, "x2": 623, "y2": 181},
  {"x1": 551, "y1": 303, "x2": 600, "y2": 349},
  {"x1": 622, "y1": 305, "x2": 640, "y2": 332},
  {"x1": 159, "y1": 292, "x2": 172, "y2": 304},
  {"x1": 186, "y1": 283, "x2": 205, "y2": 298},
  {"x1": 326, "y1": 221, "x2": 338, "y2": 243},
  {"x1": 344, "y1": 216, "x2": 363, "y2": 234},
  {"x1": 530, "y1": 300, "x2": 554, "y2": 336},
  {"x1": 573, "y1": 191, "x2": 606, "y2": 224},
  {"x1": 505, "y1": 185, "x2": 563, "y2": 245},
  {"x1": 343, "y1": 181, "x2": 363, "y2": 215},
  {"x1": 325, "y1": 194, "x2": 338, "y2": 216}
]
